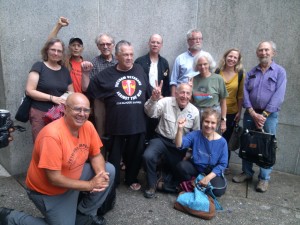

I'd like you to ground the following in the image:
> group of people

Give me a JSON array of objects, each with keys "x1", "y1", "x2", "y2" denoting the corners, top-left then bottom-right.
[{"x1": 0, "y1": 16, "x2": 287, "y2": 225}]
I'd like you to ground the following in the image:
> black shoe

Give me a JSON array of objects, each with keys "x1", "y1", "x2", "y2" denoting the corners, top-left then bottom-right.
[
  {"x1": 91, "y1": 215, "x2": 106, "y2": 225},
  {"x1": 0, "y1": 207, "x2": 13, "y2": 225},
  {"x1": 144, "y1": 188, "x2": 156, "y2": 198}
]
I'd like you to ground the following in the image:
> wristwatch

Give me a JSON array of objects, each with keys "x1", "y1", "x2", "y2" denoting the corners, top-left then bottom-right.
[{"x1": 221, "y1": 117, "x2": 227, "y2": 122}]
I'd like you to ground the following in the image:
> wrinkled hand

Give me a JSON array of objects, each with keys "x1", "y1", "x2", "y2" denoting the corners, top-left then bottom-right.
[
  {"x1": 58, "y1": 17, "x2": 69, "y2": 27},
  {"x1": 220, "y1": 121, "x2": 227, "y2": 133},
  {"x1": 234, "y1": 112, "x2": 241, "y2": 123},
  {"x1": 188, "y1": 78, "x2": 193, "y2": 88},
  {"x1": 51, "y1": 96, "x2": 66, "y2": 105},
  {"x1": 81, "y1": 61, "x2": 93, "y2": 73},
  {"x1": 151, "y1": 80, "x2": 163, "y2": 101},
  {"x1": 89, "y1": 171, "x2": 110, "y2": 193},
  {"x1": 252, "y1": 112, "x2": 266, "y2": 129},
  {"x1": 8, "y1": 128, "x2": 14, "y2": 142},
  {"x1": 199, "y1": 176, "x2": 210, "y2": 187},
  {"x1": 177, "y1": 117, "x2": 186, "y2": 128}
]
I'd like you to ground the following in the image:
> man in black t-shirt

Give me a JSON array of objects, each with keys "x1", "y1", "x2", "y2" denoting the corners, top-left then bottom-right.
[{"x1": 82, "y1": 40, "x2": 151, "y2": 191}]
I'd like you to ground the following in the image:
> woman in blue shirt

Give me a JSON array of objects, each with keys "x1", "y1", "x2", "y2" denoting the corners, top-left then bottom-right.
[{"x1": 175, "y1": 108, "x2": 228, "y2": 197}]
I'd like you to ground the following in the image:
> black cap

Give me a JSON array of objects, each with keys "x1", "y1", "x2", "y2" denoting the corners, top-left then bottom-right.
[{"x1": 69, "y1": 37, "x2": 83, "y2": 45}]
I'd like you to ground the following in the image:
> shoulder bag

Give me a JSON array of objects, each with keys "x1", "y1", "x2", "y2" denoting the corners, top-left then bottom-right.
[
  {"x1": 174, "y1": 174, "x2": 222, "y2": 220},
  {"x1": 15, "y1": 94, "x2": 32, "y2": 122},
  {"x1": 239, "y1": 129, "x2": 277, "y2": 168},
  {"x1": 228, "y1": 123, "x2": 243, "y2": 151}
]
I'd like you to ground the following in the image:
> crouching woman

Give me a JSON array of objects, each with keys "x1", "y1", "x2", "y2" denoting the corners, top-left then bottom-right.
[{"x1": 175, "y1": 108, "x2": 228, "y2": 197}]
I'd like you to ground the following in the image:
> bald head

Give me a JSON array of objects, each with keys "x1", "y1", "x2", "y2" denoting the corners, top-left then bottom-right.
[
  {"x1": 66, "y1": 93, "x2": 90, "y2": 107},
  {"x1": 175, "y1": 83, "x2": 192, "y2": 108},
  {"x1": 149, "y1": 34, "x2": 163, "y2": 43},
  {"x1": 64, "y1": 93, "x2": 91, "y2": 130},
  {"x1": 148, "y1": 34, "x2": 163, "y2": 54}
]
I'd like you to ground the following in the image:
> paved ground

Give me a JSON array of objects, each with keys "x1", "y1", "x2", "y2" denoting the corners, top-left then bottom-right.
[{"x1": 0, "y1": 163, "x2": 300, "y2": 225}]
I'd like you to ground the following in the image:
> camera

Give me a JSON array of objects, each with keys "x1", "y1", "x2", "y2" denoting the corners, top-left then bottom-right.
[{"x1": 0, "y1": 109, "x2": 14, "y2": 148}]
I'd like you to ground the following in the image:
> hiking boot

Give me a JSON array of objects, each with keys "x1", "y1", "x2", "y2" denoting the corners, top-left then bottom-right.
[
  {"x1": 256, "y1": 180, "x2": 269, "y2": 193},
  {"x1": 232, "y1": 172, "x2": 252, "y2": 183},
  {"x1": 144, "y1": 187, "x2": 156, "y2": 198},
  {"x1": 0, "y1": 207, "x2": 13, "y2": 225}
]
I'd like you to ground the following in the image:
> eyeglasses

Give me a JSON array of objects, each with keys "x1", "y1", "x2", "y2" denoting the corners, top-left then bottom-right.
[
  {"x1": 189, "y1": 37, "x2": 203, "y2": 41},
  {"x1": 98, "y1": 43, "x2": 113, "y2": 47},
  {"x1": 67, "y1": 105, "x2": 91, "y2": 114},
  {"x1": 49, "y1": 48, "x2": 63, "y2": 54}
]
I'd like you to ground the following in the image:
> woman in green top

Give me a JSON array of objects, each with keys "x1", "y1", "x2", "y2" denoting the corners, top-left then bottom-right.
[{"x1": 191, "y1": 51, "x2": 228, "y2": 133}]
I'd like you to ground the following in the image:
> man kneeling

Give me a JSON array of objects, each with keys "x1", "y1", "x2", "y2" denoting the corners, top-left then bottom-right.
[{"x1": 0, "y1": 93, "x2": 115, "y2": 225}]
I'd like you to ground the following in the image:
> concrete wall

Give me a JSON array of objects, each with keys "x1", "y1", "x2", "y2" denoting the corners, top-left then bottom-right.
[{"x1": 0, "y1": 0, "x2": 299, "y2": 175}]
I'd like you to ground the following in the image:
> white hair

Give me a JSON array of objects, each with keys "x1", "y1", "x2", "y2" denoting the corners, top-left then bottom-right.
[{"x1": 193, "y1": 51, "x2": 216, "y2": 72}]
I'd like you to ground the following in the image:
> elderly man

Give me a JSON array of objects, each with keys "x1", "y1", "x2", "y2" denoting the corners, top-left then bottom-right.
[
  {"x1": 135, "y1": 34, "x2": 170, "y2": 141},
  {"x1": 0, "y1": 93, "x2": 115, "y2": 225},
  {"x1": 170, "y1": 29, "x2": 213, "y2": 96},
  {"x1": 143, "y1": 83, "x2": 200, "y2": 198},
  {"x1": 232, "y1": 41, "x2": 287, "y2": 193},
  {"x1": 135, "y1": 34, "x2": 170, "y2": 97},
  {"x1": 82, "y1": 40, "x2": 151, "y2": 191},
  {"x1": 48, "y1": 16, "x2": 84, "y2": 93},
  {"x1": 90, "y1": 33, "x2": 118, "y2": 137}
]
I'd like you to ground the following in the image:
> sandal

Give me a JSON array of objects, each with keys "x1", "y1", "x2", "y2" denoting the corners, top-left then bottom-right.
[{"x1": 129, "y1": 183, "x2": 141, "y2": 191}]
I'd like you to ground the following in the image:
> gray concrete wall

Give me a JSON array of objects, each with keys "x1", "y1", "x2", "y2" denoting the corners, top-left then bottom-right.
[{"x1": 0, "y1": 0, "x2": 299, "y2": 175}]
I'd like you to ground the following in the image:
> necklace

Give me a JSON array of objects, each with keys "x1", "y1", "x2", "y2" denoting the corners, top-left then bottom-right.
[{"x1": 204, "y1": 132, "x2": 214, "y2": 141}]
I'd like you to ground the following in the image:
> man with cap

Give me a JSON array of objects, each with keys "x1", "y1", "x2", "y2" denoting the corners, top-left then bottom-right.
[{"x1": 48, "y1": 16, "x2": 84, "y2": 93}]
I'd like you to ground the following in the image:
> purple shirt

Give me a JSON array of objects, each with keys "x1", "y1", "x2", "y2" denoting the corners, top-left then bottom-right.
[{"x1": 243, "y1": 61, "x2": 287, "y2": 112}]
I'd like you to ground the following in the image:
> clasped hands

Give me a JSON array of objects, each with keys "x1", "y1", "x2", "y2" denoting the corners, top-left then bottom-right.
[{"x1": 89, "y1": 171, "x2": 110, "y2": 193}]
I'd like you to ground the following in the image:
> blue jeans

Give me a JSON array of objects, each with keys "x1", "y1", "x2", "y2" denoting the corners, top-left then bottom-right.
[{"x1": 242, "y1": 111, "x2": 278, "y2": 181}]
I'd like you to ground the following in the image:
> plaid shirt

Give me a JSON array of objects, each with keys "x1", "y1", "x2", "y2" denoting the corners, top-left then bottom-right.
[{"x1": 89, "y1": 54, "x2": 118, "y2": 78}]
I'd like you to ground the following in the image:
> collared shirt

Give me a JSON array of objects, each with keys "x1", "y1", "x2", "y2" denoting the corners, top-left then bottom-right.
[
  {"x1": 243, "y1": 61, "x2": 287, "y2": 112},
  {"x1": 170, "y1": 50, "x2": 210, "y2": 86},
  {"x1": 144, "y1": 97, "x2": 200, "y2": 140},
  {"x1": 89, "y1": 54, "x2": 118, "y2": 78}
]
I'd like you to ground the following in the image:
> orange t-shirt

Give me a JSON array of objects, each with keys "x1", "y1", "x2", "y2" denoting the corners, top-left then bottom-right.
[
  {"x1": 70, "y1": 59, "x2": 83, "y2": 93},
  {"x1": 26, "y1": 117, "x2": 102, "y2": 195}
]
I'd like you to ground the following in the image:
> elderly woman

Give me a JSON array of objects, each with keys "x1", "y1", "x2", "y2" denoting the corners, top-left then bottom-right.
[
  {"x1": 191, "y1": 51, "x2": 228, "y2": 133},
  {"x1": 26, "y1": 38, "x2": 74, "y2": 142},
  {"x1": 215, "y1": 49, "x2": 245, "y2": 171},
  {"x1": 175, "y1": 108, "x2": 228, "y2": 197}
]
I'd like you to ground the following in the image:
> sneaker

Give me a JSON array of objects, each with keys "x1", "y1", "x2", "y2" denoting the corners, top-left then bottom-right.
[
  {"x1": 0, "y1": 207, "x2": 13, "y2": 224},
  {"x1": 92, "y1": 215, "x2": 106, "y2": 225},
  {"x1": 232, "y1": 172, "x2": 252, "y2": 183},
  {"x1": 144, "y1": 187, "x2": 156, "y2": 198},
  {"x1": 256, "y1": 180, "x2": 269, "y2": 192}
]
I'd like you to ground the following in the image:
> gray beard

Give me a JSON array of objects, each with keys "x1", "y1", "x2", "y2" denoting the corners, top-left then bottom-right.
[
  {"x1": 190, "y1": 44, "x2": 202, "y2": 51},
  {"x1": 259, "y1": 57, "x2": 271, "y2": 64}
]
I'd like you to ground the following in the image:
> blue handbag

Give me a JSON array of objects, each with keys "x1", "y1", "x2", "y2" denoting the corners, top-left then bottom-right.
[{"x1": 174, "y1": 174, "x2": 223, "y2": 220}]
